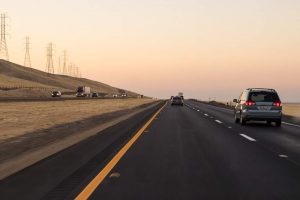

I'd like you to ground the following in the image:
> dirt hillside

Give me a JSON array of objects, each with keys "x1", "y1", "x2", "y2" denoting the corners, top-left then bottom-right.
[{"x1": 0, "y1": 59, "x2": 139, "y2": 98}]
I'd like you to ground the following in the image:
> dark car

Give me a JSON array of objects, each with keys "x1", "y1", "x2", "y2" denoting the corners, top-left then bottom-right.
[
  {"x1": 51, "y1": 91, "x2": 62, "y2": 97},
  {"x1": 91, "y1": 92, "x2": 99, "y2": 98},
  {"x1": 171, "y1": 96, "x2": 183, "y2": 106},
  {"x1": 233, "y1": 88, "x2": 282, "y2": 126}
]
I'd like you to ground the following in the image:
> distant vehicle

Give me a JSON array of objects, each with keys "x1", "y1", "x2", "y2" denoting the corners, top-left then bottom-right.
[
  {"x1": 91, "y1": 92, "x2": 98, "y2": 98},
  {"x1": 112, "y1": 94, "x2": 118, "y2": 98},
  {"x1": 178, "y1": 92, "x2": 184, "y2": 99},
  {"x1": 121, "y1": 93, "x2": 127, "y2": 97},
  {"x1": 51, "y1": 91, "x2": 62, "y2": 97},
  {"x1": 171, "y1": 96, "x2": 183, "y2": 106},
  {"x1": 76, "y1": 86, "x2": 91, "y2": 97},
  {"x1": 233, "y1": 88, "x2": 282, "y2": 126}
]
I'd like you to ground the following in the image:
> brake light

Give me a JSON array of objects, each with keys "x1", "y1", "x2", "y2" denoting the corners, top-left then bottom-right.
[
  {"x1": 245, "y1": 101, "x2": 256, "y2": 106},
  {"x1": 273, "y1": 101, "x2": 282, "y2": 107}
]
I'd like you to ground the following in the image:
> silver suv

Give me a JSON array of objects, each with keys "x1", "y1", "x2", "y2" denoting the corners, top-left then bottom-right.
[{"x1": 233, "y1": 88, "x2": 282, "y2": 126}]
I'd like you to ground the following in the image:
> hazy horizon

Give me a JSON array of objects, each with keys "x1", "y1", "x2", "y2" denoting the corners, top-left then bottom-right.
[{"x1": 1, "y1": 0, "x2": 300, "y2": 102}]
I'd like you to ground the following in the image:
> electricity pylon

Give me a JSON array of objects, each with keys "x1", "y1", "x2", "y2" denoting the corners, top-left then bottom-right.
[
  {"x1": 63, "y1": 50, "x2": 67, "y2": 75},
  {"x1": 57, "y1": 56, "x2": 61, "y2": 74},
  {"x1": 24, "y1": 36, "x2": 31, "y2": 67},
  {"x1": 46, "y1": 42, "x2": 54, "y2": 74},
  {"x1": 0, "y1": 13, "x2": 9, "y2": 61}
]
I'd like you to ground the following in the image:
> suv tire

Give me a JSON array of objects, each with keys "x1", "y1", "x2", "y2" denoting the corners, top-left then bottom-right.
[
  {"x1": 240, "y1": 115, "x2": 247, "y2": 125},
  {"x1": 234, "y1": 112, "x2": 240, "y2": 123},
  {"x1": 275, "y1": 120, "x2": 282, "y2": 127}
]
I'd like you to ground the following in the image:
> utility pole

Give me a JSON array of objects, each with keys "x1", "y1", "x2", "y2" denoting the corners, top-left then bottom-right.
[
  {"x1": 76, "y1": 66, "x2": 79, "y2": 77},
  {"x1": 68, "y1": 63, "x2": 73, "y2": 76},
  {"x1": 0, "y1": 13, "x2": 9, "y2": 61},
  {"x1": 24, "y1": 36, "x2": 31, "y2": 67},
  {"x1": 63, "y1": 50, "x2": 67, "y2": 75},
  {"x1": 46, "y1": 42, "x2": 54, "y2": 74},
  {"x1": 57, "y1": 56, "x2": 61, "y2": 74}
]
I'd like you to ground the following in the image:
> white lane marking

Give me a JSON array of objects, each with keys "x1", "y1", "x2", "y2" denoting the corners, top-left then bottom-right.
[
  {"x1": 228, "y1": 126, "x2": 232, "y2": 129},
  {"x1": 210, "y1": 116, "x2": 214, "y2": 119},
  {"x1": 191, "y1": 102, "x2": 300, "y2": 129},
  {"x1": 197, "y1": 110, "x2": 200, "y2": 112},
  {"x1": 204, "y1": 114, "x2": 209, "y2": 116},
  {"x1": 215, "y1": 120, "x2": 222, "y2": 124},
  {"x1": 279, "y1": 154, "x2": 288, "y2": 158},
  {"x1": 282, "y1": 122, "x2": 300, "y2": 128},
  {"x1": 240, "y1": 134, "x2": 256, "y2": 142}
]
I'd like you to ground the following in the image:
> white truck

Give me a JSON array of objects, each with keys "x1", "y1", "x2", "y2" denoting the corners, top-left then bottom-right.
[
  {"x1": 178, "y1": 92, "x2": 184, "y2": 99},
  {"x1": 76, "y1": 86, "x2": 91, "y2": 97}
]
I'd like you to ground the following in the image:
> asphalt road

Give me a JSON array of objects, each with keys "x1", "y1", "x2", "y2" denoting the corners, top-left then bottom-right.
[{"x1": 1, "y1": 100, "x2": 300, "y2": 200}]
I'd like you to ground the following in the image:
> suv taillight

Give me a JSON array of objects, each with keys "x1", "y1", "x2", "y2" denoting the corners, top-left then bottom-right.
[
  {"x1": 273, "y1": 101, "x2": 282, "y2": 107},
  {"x1": 245, "y1": 101, "x2": 256, "y2": 106}
]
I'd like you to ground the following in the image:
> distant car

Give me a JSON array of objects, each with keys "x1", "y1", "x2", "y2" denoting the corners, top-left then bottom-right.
[
  {"x1": 112, "y1": 94, "x2": 118, "y2": 98},
  {"x1": 51, "y1": 91, "x2": 62, "y2": 97},
  {"x1": 233, "y1": 88, "x2": 282, "y2": 126},
  {"x1": 91, "y1": 92, "x2": 98, "y2": 98},
  {"x1": 121, "y1": 93, "x2": 127, "y2": 97},
  {"x1": 171, "y1": 96, "x2": 183, "y2": 106}
]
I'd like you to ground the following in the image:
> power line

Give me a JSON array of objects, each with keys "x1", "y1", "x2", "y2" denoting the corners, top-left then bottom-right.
[
  {"x1": 24, "y1": 36, "x2": 31, "y2": 67},
  {"x1": 0, "y1": 13, "x2": 9, "y2": 61},
  {"x1": 45, "y1": 42, "x2": 54, "y2": 74}
]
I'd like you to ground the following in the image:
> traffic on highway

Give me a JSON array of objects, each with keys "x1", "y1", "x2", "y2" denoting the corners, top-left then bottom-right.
[
  {"x1": 1, "y1": 91, "x2": 300, "y2": 199},
  {"x1": 1, "y1": 1, "x2": 300, "y2": 200}
]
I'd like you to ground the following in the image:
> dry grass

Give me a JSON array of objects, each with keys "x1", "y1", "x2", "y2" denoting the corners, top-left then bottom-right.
[
  {"x1": 0, "y1": 99, "x2": 154, "y2": 141},
  {"x1": 0, "y1": 60, "x2": 138, "y2": 97},
  {"x1": 283, "y1": 103, "x2": 300, "y2": 118}
]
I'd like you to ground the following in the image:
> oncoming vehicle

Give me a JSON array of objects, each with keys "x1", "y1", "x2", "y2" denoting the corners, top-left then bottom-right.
[
  {"x1": 76, "y1": 86, "x2": 91, "y2": 97},
  {"x1": 51, "y1": 91, "x2": 62, "y2": 97},
  {"x1": 233, "y1": 88, "x2": 282, "y2": 126},
  {"x1": 171, "y1": 96, "x2": 183, "y2": 106},
  {"x1": 91, "y1": 92, "x2": 98, "y2": 98}
]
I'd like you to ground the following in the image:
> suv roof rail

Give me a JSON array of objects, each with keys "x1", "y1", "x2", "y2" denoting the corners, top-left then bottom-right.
[{"x1": 246, "y1": 88, "x2": 276, "y2": 92}]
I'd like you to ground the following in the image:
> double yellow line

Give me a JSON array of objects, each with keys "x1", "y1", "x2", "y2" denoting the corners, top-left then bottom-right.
[{"x1": 75, "y1": 103, "x2": 166, "y2": 200}]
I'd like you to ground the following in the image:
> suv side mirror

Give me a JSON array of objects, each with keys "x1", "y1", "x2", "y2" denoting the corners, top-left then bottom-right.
[{"x1": 233, "y1": 99, "x2": 238, "y2": 103}]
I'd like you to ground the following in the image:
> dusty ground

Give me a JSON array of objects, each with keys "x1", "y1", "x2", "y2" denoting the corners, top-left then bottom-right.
[
  {"x1": 0, "y1": 99, "x2": 154, "y2": 141},
  {"x1": 283, "y1": 103, "x2": 300, "y2": 118}
]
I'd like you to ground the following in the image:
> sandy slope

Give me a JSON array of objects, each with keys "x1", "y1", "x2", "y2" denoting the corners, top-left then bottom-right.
[
  {"x1": 0, "y1": 99, "x2": 154, "y2": 141},
  {"x1": 0, "y1": 59, "x2": 138, "y2": 97}
]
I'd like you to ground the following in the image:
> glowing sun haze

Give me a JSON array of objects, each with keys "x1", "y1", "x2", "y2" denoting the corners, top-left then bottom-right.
[{"x1": 2, "y1": 0, "x2": 300, "y2": 101}]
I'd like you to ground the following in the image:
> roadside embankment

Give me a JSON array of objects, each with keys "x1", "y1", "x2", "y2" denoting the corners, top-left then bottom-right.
[{"x1": 0, "y1": 99, "x2": 163, "y2": 179}]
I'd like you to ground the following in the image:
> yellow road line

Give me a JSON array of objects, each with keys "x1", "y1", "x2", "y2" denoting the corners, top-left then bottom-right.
[{"x1": 75, "y1": 103, "x2": 166, "y2": 200}]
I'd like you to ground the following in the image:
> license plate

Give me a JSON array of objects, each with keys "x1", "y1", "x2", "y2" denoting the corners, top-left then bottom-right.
[{"x1": 258, "y1": 106, "x2": 271, "y2": 111}]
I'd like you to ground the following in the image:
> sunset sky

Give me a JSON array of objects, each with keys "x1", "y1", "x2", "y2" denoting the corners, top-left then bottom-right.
[{"x1": 2, "y1": 0, "x2": 300, "y2": 101}]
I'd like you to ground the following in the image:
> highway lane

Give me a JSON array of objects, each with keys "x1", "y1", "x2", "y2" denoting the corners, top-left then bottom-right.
[
  {"x1": 84, "y1": 101, "x2": 300, "y2": 199},
  {"x1": 185, "y1": 100, "x2": 300, "y2": 166},
  {"x1": 1, "y1": 101, "x2": 300, "y2": 199}
]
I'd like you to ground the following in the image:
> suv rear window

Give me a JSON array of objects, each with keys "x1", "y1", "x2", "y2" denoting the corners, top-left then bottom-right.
[{"x1": 249, "y1": 92, "x2": 280, "y2": 102}]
